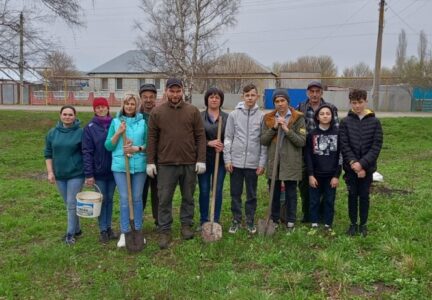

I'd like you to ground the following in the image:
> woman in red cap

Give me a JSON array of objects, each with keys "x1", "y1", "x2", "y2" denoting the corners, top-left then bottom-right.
[{"x1": 82, "y1": 97, "x2": 118, "y2": 243}]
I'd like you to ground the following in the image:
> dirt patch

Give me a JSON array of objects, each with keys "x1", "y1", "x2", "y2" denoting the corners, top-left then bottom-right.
[
  {"x1": 371, "y1": 184, "x2": 412, "y2": 196},
  {"x1": 27, "y1": 172, "x2": 48, "y2": 181},
  {"x1": 349, "y1": 282, "x2": 398, "y2": 299}
]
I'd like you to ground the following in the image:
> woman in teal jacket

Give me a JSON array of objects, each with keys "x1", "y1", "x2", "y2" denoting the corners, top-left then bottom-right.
[
  {"x1": 105, "y1": 93, "x2": 147, "y2": 248},
  {"x1": 44, "y1": 105, "x2": 84, "y2": 245}
]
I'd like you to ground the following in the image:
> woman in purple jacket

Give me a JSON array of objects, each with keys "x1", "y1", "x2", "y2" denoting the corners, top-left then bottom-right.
[{"x1": 82, "y1": 97, "x2": 118, "y2": 243}]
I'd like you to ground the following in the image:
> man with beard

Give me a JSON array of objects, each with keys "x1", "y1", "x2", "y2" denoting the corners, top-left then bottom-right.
[
  {"x1": 146, "y1": 78, "x2": 206, "y2": 249},
  {"x1": 297, "y1": 81, "x2": 339, "y2": 223}
]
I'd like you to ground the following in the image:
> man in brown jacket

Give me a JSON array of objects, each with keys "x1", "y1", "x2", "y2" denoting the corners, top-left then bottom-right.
[
  {"x1": 261, "y1": 88, "x2": 306, "y2": 230},
  {"x1": 146, "y1": 78, "x2": 206, "y2": 249}
]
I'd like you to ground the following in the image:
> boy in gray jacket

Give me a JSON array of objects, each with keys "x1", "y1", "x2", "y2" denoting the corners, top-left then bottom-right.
[{"x1": 224, "y1": 83, "x2": 267, "y2": 234}]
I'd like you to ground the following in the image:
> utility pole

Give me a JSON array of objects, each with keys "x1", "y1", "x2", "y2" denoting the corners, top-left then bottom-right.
[
  {"x1": 372, "y1": 0, "x2": 385, "y2": 111},
  {"x1": 19, "y1": 11, "x2": 24, "y2": 105}
]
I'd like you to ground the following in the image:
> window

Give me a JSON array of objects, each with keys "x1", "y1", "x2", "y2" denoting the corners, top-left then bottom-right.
[
  {"x1": 101, "y1": 78, "x2": 108, "y2": 90},
  {"x1": 116, "y1": 78, "x2": 123, "y2": 90},
  {"x1": 138, "y1": 79, "x2": 146, "y2": 89},
  {"x1": 155, "y1": 78, "x2": 161, "y2": 90}
]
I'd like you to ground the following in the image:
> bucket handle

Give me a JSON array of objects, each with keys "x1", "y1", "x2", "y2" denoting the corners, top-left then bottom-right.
[{"x1": 80, "y1": 183, "x2": 103, "y2": 201}]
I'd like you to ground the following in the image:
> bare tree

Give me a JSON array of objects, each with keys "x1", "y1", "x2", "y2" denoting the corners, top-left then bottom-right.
[
  {"x1": 42, "y1": 50, "x2": 80, "y2": 90},
  {"x1": 341, "y1": 62, "x2": 373, "y2": 89},
  {"x1": 135, "y1": 0, "x2": 240, "y2": 102},
  {"x1": 395, "y1": 29, "x2": 407, "y2": 73},
  {"x1": 0, "y1": 0, "x2": 86, "y2": 82},
  {"x1": 279, "y1": 55, "x2": 337, "y2": 86},
  {"x1": 418, "y1": 30, "x2": 428, "y2": 68}
]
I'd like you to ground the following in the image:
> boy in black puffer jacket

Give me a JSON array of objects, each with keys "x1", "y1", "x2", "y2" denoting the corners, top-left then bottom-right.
[{"x1": 340, "y1": 89, "x2": 383, "y2": 237}]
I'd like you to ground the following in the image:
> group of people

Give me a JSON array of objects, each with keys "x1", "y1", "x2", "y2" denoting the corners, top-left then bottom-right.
[{"x1": 44, "y1": 78, "x2": 383, "y2": 249}]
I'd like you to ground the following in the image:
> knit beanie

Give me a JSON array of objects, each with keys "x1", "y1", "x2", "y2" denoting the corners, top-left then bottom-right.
[
  {"x1": 272, "y1": 88, "x2": 290, "y2": 103},
  {"x1": 93, "y1": 97, "x2": 109, "y2": 110}
]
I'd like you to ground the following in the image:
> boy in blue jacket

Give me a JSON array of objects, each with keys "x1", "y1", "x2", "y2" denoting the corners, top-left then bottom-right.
[{"x1": 339, "y1": 89, "x2": 383, "y2": 237}]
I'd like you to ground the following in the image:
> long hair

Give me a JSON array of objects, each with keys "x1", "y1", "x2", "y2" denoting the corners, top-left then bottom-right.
[{"x1": 120, "y1": 92, "x2": 140, "y2": 116}]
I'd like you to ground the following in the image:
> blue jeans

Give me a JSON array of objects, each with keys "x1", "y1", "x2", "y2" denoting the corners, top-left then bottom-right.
[
  {"x1": 113, "y1": 172, "x2": 146, "y2": 233},
  {"x1": 56, "y1": 177, "x2": 84, "y2": 236},
  {"x1": 309, "y1": 176, "x2": 336, "y2": 226},
  {"x1": 198, "y1": 161, "x2": 226, "y2": 224},
  {"x1": 95, "y1": 178, "x2": 116, "y2": 232},
  {"x1": 230, "y1": 167, "x2": 258, "y2": 225}
]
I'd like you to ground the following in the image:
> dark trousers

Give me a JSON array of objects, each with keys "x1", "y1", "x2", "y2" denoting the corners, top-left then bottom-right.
[
  {"x1": 230, "y1": 167, "x2": 258, "y2": 225},
  {"x1": 344, "y1": 171, "x2": 373, "y2": 226},
  {"x1": 143, "y1": 175, "x2": 159, "y2": 226},
  {"x1": 157, "y1": 165, "x2": 196, "y2": 232},
  {"x1": 309, "y1": 176, "x2": 336, "y2": 226},
  {"x1": 270, "y1": 179, "x2": 297, "y2": 224},
  {"x1": 299, "y1": 168, "x2": 324, "y2": 222}
]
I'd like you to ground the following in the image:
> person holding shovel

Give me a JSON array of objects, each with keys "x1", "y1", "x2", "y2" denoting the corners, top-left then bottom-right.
[
  {"x1": 105, "y1": 93, "x2": 147, "y2": 248},
  {"x1": 261, "y1": 89, "x2": 306, "y2": 231},
  {"x1": 82, "y1": 97, "x2": 118, "y2": 244},
  {"x1": 44, "y1": 105, "x2": 84, "y2": 245},
  {"x1": 146, "y1": 78, "x2": 206, "y2": 250},
  {"x1": 197, "y1": 87, "x2": 228, "y2": 230}
]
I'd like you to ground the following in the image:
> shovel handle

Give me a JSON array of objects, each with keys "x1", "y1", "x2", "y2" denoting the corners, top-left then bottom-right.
[
  {"x1": 266, "y1": 127, "x2": 283, "y2": 224},
  {"x1": 122, "y1": 132, "x2": 134, "y2": 222},
  {"x1": 209, "y1": 116, "x2": 222, "y2": 228}
]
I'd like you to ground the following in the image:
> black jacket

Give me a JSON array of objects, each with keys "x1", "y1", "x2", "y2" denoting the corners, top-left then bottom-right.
[
  {"x1": 339, "y1": 110, "x2": 383, "y2": 173},
  {"x1": 201, "y1": 109, "x2": 229, "y2": 167},
  {"x1": 305, "y1": 126, "x2": 341, "y2": 178}
]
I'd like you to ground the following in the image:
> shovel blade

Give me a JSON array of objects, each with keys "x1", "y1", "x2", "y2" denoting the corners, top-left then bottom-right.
[
  {"x1": 201, "y1": 222, "x2": 222, "y2": 242},
  {"x1": 125, "y1": 229, "x2": 145, "y2": 253},
  {"x1": 257, "y1": 219, "x2": 276, "y2": 236}
]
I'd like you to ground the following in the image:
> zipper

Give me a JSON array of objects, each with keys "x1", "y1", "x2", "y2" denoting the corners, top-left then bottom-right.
[{"x1": 243, "y1": 109, "x2": 250, "y2": 168}]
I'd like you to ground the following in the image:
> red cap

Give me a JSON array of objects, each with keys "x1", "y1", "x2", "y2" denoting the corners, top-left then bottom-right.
[{"x1": 93, "y1": 97, "x2": 109, "y2": 110}]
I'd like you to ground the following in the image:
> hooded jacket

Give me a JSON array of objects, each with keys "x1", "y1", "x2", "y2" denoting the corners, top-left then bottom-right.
[
  {"x1": 104, "y1": 112, "x2": 147, "y2": 174},
  {"x1": 261, "y1": 107, "x2": 306, "y2": 180},
  {"x1": 44, "y1": 120, "x2": 84, "y2": 180},
  {"x1": 339, "y1": 109, "x2": 383, "y2": 173},
  {"x1": 223, "y1": 102, "x2": 267, "y2": 169},
  {"x1": 82, "y1": 115, "x2": 114, "y2": 180}
]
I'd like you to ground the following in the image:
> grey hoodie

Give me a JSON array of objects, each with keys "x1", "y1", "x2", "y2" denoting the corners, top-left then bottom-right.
[{"x1": 223, "y1": 102, "x2": 267, "y2": 169}]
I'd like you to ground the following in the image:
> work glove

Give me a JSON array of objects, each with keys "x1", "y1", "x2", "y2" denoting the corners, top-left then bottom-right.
[
  {"x1": 146, "y1": 164, "x2": 157, "y2": 178},
  {"x1": 195, "y1": 162, "x2": 206, "y2": 174}
]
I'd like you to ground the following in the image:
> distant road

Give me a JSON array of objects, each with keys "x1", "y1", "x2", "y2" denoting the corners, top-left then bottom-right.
[{"x1": 0, "y1": 104, "x2": 431, "y2": 118}]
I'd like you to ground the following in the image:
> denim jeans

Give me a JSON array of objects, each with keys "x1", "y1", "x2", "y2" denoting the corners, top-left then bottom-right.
[
  {"x1": 344, "y1": 171, "x2": 373, "y2": 226},
  {"x1": 113, "y1": 172, "x2": 146, "y2": 233},
  {"x1": 230, "y1": 167, "x2": 258, "y2": 225},
  {"x1": 309, "y1": 176, "x2": 336, "y2": 226},
  {"x1": 270, "y1": 180, "x2": 297, "y2": 224},
  {"x1": 95, "y1": 178, "x2": 116, "y2": 232},
  {"x1": 56, "y1": 177, "x2": 84, "y2": 236},
  {"x1": 198, "y1": 161, "x2": 226, "y2": 224}
]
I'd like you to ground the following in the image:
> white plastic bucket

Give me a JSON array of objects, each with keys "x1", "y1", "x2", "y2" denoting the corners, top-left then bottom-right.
[{"x1": 76, "y1": 184, "x2": 103, "y2": 218}]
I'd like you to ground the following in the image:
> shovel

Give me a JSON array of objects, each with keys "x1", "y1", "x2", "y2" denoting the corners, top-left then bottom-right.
[
  {"x1": 258, "y1": 127, "x2": 283, "y2": 236},
  {"x1": 123, "y1": 131, "x2": 145, "y2": 253},
  {"x1": 202, "y1": 116, "x2": 223, "y2": 242}
]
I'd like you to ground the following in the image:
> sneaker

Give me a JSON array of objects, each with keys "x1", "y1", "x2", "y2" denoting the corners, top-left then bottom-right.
[
  {"x1": 74, "y1": 230, "x2": 83, "y2": 238},
  {"x1": 346, "y1": 224, "x2": 358, "y2": 236},
  {"x1": 99, "y1": 231, "x2": 109, "y2": 244},
  {"x1": 107, "y1": 228, "x2": 118, "y2": 240},
  {"x1": 287, "y1": 222, "x2": 295, "y2": 230},
  {"x1": 159, "y1": 232, "x2": 172, "y2": 250},
  {"x1": 311, "y1": 223, "x2": 319, "y2": 228},
  {"x1": 181, "y1": 225, "x2": 194, "y2": 240},
  {"x1": 117, "y1": 233, "x2": 126, "y2": 248},
  {"x1": 247, "y1": 223, "x2": 257, "y2": 234},
  {"x1": 228, "y1": 221, "x2": 240, "y2": 234},
  {"x1": 359, "y1": 225, "x2": 368, "y2": 237},
  {"x1": 65, "y1": 234, "x2": 75, "y2": 245}
]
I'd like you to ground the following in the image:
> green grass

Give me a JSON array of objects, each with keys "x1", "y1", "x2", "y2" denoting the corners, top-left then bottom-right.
[{"x1": 0, "y1": 111, "x2": 431, "y2": 299}]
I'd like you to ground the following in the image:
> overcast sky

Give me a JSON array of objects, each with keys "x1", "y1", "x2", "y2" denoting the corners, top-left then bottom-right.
[{"x1": 38, "y1": 0, "x2": 432, "y2": 74}]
